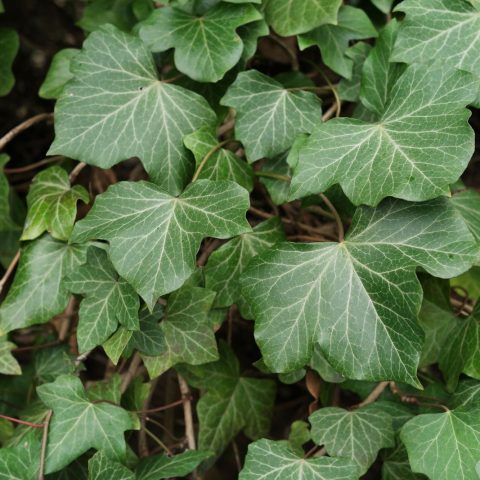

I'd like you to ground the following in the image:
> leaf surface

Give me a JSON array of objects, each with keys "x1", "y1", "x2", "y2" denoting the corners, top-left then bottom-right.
[
  {"x1": 88, "y1": 452, "x2": 134, "y2": 480},
  {"x1": 39, "y1": 49, "x2": 79, "y2": 100},
  {"x1": 0, "y1": 337, "x2": 20, "y2": 375},
  {"x1": 0, "y1": 28, "x2": 18, "y2": 96}
]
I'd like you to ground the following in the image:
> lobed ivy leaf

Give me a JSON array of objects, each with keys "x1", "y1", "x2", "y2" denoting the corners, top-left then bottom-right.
[
  {"x1": 298, "y1": 6, "x2": 377, "y2": 80},
  {"x1": 221, "y1": 70, "x2": 322, "y2": 162},
  {"x1": 401, "y1": 408, "x2": 480, "y2": 480},
  {"x1": 392, "y1": 0, "x2": 480, "y2": 76},
  {"x1": 452, "y1": 379, "x2": 480, "y2": 409},
  {"x1": 241, "y1": 198, "x2": 478, "y2": 386},
  {"x1": 139, "y1": 3, "x2": 262, "y2": 83},
  {"x1": 263, "y1": 0, "x2": 342, "y2": 36},
  {"x1": 33, "y1": 345, "x2": 76, "y2": 384},
  {"x1": 451, "y1": 189, "x2": 480, "y2": 243},
  {"x1": 88, "y1": 451, "x2": 134, "y2": 480},
  {"x1": 66, "y1": 246, "x2": 140, "y2": 353},
  {"x1": 48, "y1": 25, "x2": 217, "y2": 195},
  {"x1": 290, "y1": 63, "x2": 476, "y2": 205},
  {"x1": 0, "y1": 431, "x2": 40, "y2": 480},
  {"x1": 239, "y1": 439, "x2": 358, "y2": 480},
  {"x1": 0, "y1": 235, "x2": 87, "y2": 334},
  {"x1": 37, "y1": 375, "x2": 132, "y2": 474},
  {"x1": 0, "y1": 336, "x2": 21, "y2": 375},
  {"x1": 337, "y1": 42, "x2": 371, "y2": 103},
  {"x1": 382, "y1": 443, "x2": 426, "y2": 480},
  {"x1": 21, "y1": 166, "x2": 89, "y2": 242},
  {"x1": 371, "y1": 0, "x2": 394, "y2": 13},
  {"x1": 310, "y1": 405, "x2": 395, "y2": 474},
  {"x1": 204, "y1": 217, "x2": 285, "y2": 308},
  {"x1": 39, "y1": 49, "x2": 79, "y2": 100},
  {"x1": 0, "y1": 28, "x2": 19, "y2": 97}
]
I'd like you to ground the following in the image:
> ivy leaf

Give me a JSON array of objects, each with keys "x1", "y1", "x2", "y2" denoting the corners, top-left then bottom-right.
[
  {"x1": 0, "y1": 431, "x2": 40, "y2": 480},
  {"x1": 382, "y1": 443, "x2": 426, "y2": 480},
  {"x1": 452, "y1": 379, "x2": 480, "y2": 409},
  {"x1": 39, "y1": 49, "x2": 79, "y2": 100},
  {"x1": 263, "y1": 0, "x2": 342, "y2": 36},
  {"x1": 290, "y1": 63, "x2": 476, "y2": 205},
  {"x1": 204, "y1": 217, "x2": 284, "y2": 308},
  {"x1": 37, "y1": 374, "x2": 132, "y2": 474},
  {"x1": 371, "y1": 0, "x2": 393, "y2": 13},
  {"x1": 131, "y1": 306, "x2": 165, "y2": 356},
  {"x1": 88, "y1": 452, "x2": 134, "y2": 480},
  {"x1": 0, "y1": 28, "x2": 19, "y2": 96},
  {"x1": 66, "y1": 246, "x2": 140, "y2": 354},
  {"x1": 337, "y1": 42, "x2": 372, "y2": 102},
  {"x1": 221, "y1": 70, "x2": 322, "y2": 162},
  {"x1": 241, "y1": 198, "x2": 477, "y2": 385},
  {"x1": 135, "y1": 450, "x2": 212, "y2": 479},
  {"x1": 310, "y1": 405, "x2": 395, "y2": 474},
  {"x1": 400, "y1": 408, "x2": 480, "y2": 480},
  {"x1": 72, "y1": 179, "x2": 250, "y2": 308},
  {"x1": 184, "y1": 127, "x2": 254, "y2": 191},
  {"x1": 103, "y1": 328, "x2": 134, "y2": 365},
  {"x1": 33, "y1": 345, "x2": 76, "y2": 384},
  {"x1": 451, "y1": 189, "x2": 480, "y2": 242},
  {"x1": 392, "y1": 0, "x2": 480, "y2": 76},
  {"x1": 287, "y1": 420, "x2": 311, "y2": 456},
  {"x1": 48, "y1": 25, "x2": 217, "y2": 195},
  {"x1": 139, "y1": 3, "x2": 262, "y2": 82},
  {"x1": 0, "y1": 336, "x2": 20, "y2": 375},
  {"x1": 239, "y1": 439, "x2": 358, "y2": 480},
  {"x1": 258, "y1": 154, "x2": 292, "y2": 205},
  {"x1": 0, "y1": 154, "x2": 18, "y2": 232},
  {"x1": 0, "y1": 236, "x2": 87, "y2": 334},
  {"x1": 140, "y1": 286, "x2": 218, "y2": 378},
  {"x1": 21, "y1": 167, "x2": 89, "y2": 242},
  {"x1": 439, "y1": 304, "x2": 480, "y2": 392},
  {"x1": 298, "y1": 6, "x2": 377, "y2": 80}
]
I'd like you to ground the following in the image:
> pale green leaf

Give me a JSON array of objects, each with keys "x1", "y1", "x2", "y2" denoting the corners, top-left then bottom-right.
[
  {"x1": 103, "y1": 328, "x2": 133, "y2": 365},
  {"x1": 287, "y1": 420, "x2": 311, "y2": 456},
  {"x1": 0, "y1": 235, "x2": 87, "y2": 334},
  {"x1": 37, "y1": 375, "x2": 132, "y2": 474},
  {"x1": 72, "y1": 179, "x2": 250, "y2": 308},
  {"x1": 241, "y1": 198, "x2": 478, "y2": 385},
  {"x1": 221, "y1": 70, "x2": 322, "y2": 162},
  {"x1": 204, "y1": 217, "x2": 284, "y2": 308},
  {"x1": 48, "y1": 25, "x2": 217, "y2": 195},
  {"x1": 263, "y1": 0, "x2": 342, "y2": 36},
  {"x1": 298, "y1": 6, "x2": 377, "y2": 79},
  {"x1": 21, "y1": 166, "x2": 89, "y2": 242},
  {"x1": 0, "y1": 28, "x2": 19, "y2": 97},
  {"x1": 337, "y1": 42, "x2": 371, "y2": 102},
  {"x1": 88, "y1": 451, "x2": 134, "y2": 480},
  {"x1": 452, "y1": 379, "x2": 480, "y2": 409},
  {"x1": 184, "y1": 127, "x2": 253, "y2": 191},
  {"x1": 239, "y1": 439, "x2": 358, "y2": 480},
  {"x1": 39, "y1": 49, "x2": 79, "y2": 100},
  {"x1": 66, "y1": 246, "x2": 139, "y2": 353},
  {"x1": 310, "y1": 405, "x2": 395, "y2": 474},
  {"x1": 0, "y1": 336, "x2": 20, "y2": 375},
  {"x1": 451, "y1": 189, "x2": 480, "y2": 242},
  {"x1": 33, "y1": 345, "x2": 76, "y2": 384},
  {"x1": 0, "y1": 431, "x2": 40, "y2": 480},
  {"x1": 139, "y1": 3, "x2": 261, "y2": 82},
  {"x1": 290, "y1": 63, "x2": 475, "y2": 205},
  {"x1": 401, "y1": 408, "x2": 480, "y2": 480},
  {"x1": 371, "y1": 0, "x2": 394, "y2": 13},
  {"x1": 392, "y1": 0, "x2": 480, "y2": 76}
]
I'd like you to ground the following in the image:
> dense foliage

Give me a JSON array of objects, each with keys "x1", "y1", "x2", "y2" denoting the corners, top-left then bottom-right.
[{"x1": 1, "y1": 0, "x2": 480, "y2": 478}]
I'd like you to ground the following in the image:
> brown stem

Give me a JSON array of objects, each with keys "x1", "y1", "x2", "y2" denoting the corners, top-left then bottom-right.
[
  {"x1": 197, "y1": 239, "x2": 222, "y2": 267},
  {"x1": 0, "y1": 250, "x2": 20, "y2": 295},
  {"x1": 134, "y1": 397, "x2": 187, "y2": 414},
  {"x1": 38, "y1": 410, "x2": 53, "y2": 480},
  {"x1": 178, "y1": 374, "x2": 196, "y2": 450},
  {"x1": 0, "y1": 113, "x2": 54, "y2": 152},
  {"x1": 319, "y1": 193, "x2": 344, "y2": 242},
  {"x1": 0, "y1": 414, "x2": 44, "y2": 428},
  {"x1": 120, "y1": 353, "x2": 142, "y2": 394},
  {"x1": 322, "y1": 103, "x2": 338, "y2": 122},
  {"x1": 13, "y1": 340, "x2": 61, "y2": 353},
  {"x1": 269, "y1": 33, "x2": 299, "y2": 71},
  {"x1": 354, "y1": 381, "x2": 389, "y2": 409},
  {"x1": 69, "y1": 162, "x2": 87, "y2": 183},
  {"x1": 3, "y1": 156, "x2": 63, "y2": 174}
]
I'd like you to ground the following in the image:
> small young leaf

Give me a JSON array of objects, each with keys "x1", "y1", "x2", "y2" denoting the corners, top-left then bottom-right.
[
  {"x1": 139, "y1": 3, "x2": 262, "y2": 82},
  {"x1": 88, "y1": 451, "x2": 134, "y2": 480},
  {"x1": 72, "y1": 179, "x2": 250, "y2": 308},
  {"x1": 0, "y1": 430, "x2": 40, "y2": 480},
  {"x1": 221, "y1": 70, "x2": 322, "y2": 162},
  {"x1": 451, "y1": 189, "x2": 480, "y2": 242},
  {"x1": 37, "y1": 375, "x2": 132, "y2": 474},
  {"x1": 287, "y1": 420, "x2": 311, "y2": 456},
  {"x1": 337, "y1": 42, "x2": 371, "y2": 102},
  {"x1": 0, "y1": 28, "x2": 19, "y2": 97},
  {"x1": 0, "y1": 336, "x2": 20, "y2": 375},
  {"x1": 33, "y1": 345, "x2": 76, "y2": 384},
  {"x1": 39, "y1": 49, "x2": 79, "y2": 100}
]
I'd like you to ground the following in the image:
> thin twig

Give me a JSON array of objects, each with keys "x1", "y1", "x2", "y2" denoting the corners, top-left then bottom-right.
[
  {"x1": 322, "y1": 103, "x2": 338, "y2": 122},
  {"x1": 178, "y1": 373, "x2": 196, "y2": 450},
  {"x1": 0, "y1": 250, "x2": 20, "y2": 295},
  {"x1": 38, "y1": 410, "x2": 52, "y2": 480},
  {"x1": 197, "y1": 239, "x2": 222, "y2": 267},
  {"x1": 0, "y1": 113, "x2": 54, "y2": 152},
  {"x1": 319, "y1": 193, "x2": 344, "y2": 242},
  {"x1": 121, "y1": 353, "x2": 142, "y2": 394},
  {"x1": 254, "y1": 171, "x2": 291, "y2": 182},
  {"x1": 143, "y1": 426, "x2": 173, "y2": 455},
  {"x1": 3, "y1": 156, "x2": 63, "y2": 174},
  {"x1": 0, "y1": 414, "x2": 44, "y2": 428},
  {"x1": 69, "y1": 162, "x2": 87, "y2": 183},
  {"x1": 269, "y1": 32, "x2": 299, "y2": 71},
  {"x1": 134, "y1": 397, "x2": 187, "y2": 414},
  {"x1": 354, "y1": 381, "x2": 389, "y2": 409},
  {"x1": 13, "y1": 341, "x2": 61, "y2": 353},
  {"x1": 191, "y1": 140, "x2": 234, "y2": 182},
  {"x1": 217, "y1": 111, "x2": 235, "y2": 137}
]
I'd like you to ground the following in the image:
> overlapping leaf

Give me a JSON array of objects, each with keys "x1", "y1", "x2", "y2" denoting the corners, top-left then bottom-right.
[
  {"x1": 241, "y1": 198, "x2": 478, "y2": 385},
  {"x1": 139, "y1": 3, "x2": 261, "y2": 82},
  {"x1": 0, "y1": 28, "x2": 18, "y2": 96},
  {"x1": 451, "y1": 189, "x2": 480, "y2": 242},
  {"x1": 39, "y1": 49, "x2": 79, "y2": 100},
  {"x1": 71, "y1": 179, "x2": 250, "y2": 308},
  {"x1": 88, "y1": 452, "x2": 134, "y2": 480},
  {"x1": 0, "y1": 431, "x2": 40, "y2": 480},
  {"x1": 290, "y1": 63, "x2": 476, "y2": 205},
  {"x1": 48, "y1": 26, "x2": 217, "y2": 194},
  {"x1": 0, "y1": 336, "x2": 20, "y2": 375}
]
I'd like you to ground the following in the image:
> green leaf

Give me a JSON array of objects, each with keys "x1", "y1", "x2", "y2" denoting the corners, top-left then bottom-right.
[
  {"x1": 221, "y1": 70, "x2": 322, "y2": 162},
  {"x1": 139, "y1": 3, "x2": 261, "y2": 82},
  {"x1": 37, "y1": 375, "x2": 132, "y2": 474},
  {"x1": 140, "y1": 286, "x2": 218, "y2": 378},
  {"x1": 263, "y1": 0, "x2": 342, "y2": 36},
  {"x1": 371, "y1": 0, "x2": 393, "y2": 13},
  {"x1": 130, "y1": 306, "x2": 164, "y2": 356},
  {"x1": 33, "y1": 345, "x2": 76, "y2": 384},
  {"x1": 0, "y1": 154, "x2": 18, "y2": 232},
  {"x1": 0, "y1": 431, "x2": 40, "y2": 480},
  {"x1": 0, "y1": 336, "x2": 20, "y2": 375},
  {"x1": 48, "y1": 25, "x2": 217, "y2": 195},
  {"x1": 392, "y1": 0, "x2": 480, "y2": 76},
  {"x1": 88, "y1": 452, "x2": 134, "y2": 480},
  {"x1": 239, "y1": 439, "x2": 358, "y2": 480},
  {"x1": 382, "y1": 443, "x2": 426, "y2": 480},
  {"x1": 103, "y1": 327, "x2": 133, "y2": 365},
  {"x1": 287, "y1": 420, "x2": 311, "y2": 456},
  {"x1": 290, "y1": 63, "x2": 476, "y2": 205},
  {"x1": 204, "y1": 217, "x2": 284, "y2": 308},
  {"x1": 72, "y1": 179, "x2": 250, "y2": 308},
  {"x1": 452, "y1": 379, "x2": 480, "y2": 409},
  {"x1": 401, "y1": 408, "x2": 480, "y2": 480},
  {"x1": 21, "y1": 166, "x2": 89, "y2": 242},
  {"x1": 298, "y1": 6, "x2": 377, "y2": 79},
  {"x1": 337, "y1": 42, "x2": 372, "y2": 102},
  {"x1": 184, "y1": 127, "x2": 254, "y2": 191},
  {"x1": 39, "y1": 49, "x2": 79, "y2": 100},
  {"x1": 439, "y1": 304, "x2": 480, "y2": 392},
  {"x1": 135, "y1": 450, "x2": 212, "y2": 479},
  {"x1": 258, "y1": 153, "x2": 292, "y2": 205},
  {"x1": 241, "y1": 198, "x2": 478, "y2": 385},
  {"x1": 310, "y1": 405, "x2": 395, "y2": 474},
  {"x1": 0, "y1": 236, "x2": 87, "y2": 334},
  {"x1": 66, "y1": 246, "x2": 140, "y2": 353},
  {"x1": 451, "y1": 189, "x2": 480, "y2": 243},
  {"x1": 0, "y1": 28, "x2": 19, "y2": 97}
]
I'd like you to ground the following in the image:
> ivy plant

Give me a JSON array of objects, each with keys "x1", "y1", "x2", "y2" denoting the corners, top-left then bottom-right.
[{"x1": 0, "y1": 0, "x2": 480, "y2": 478}]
